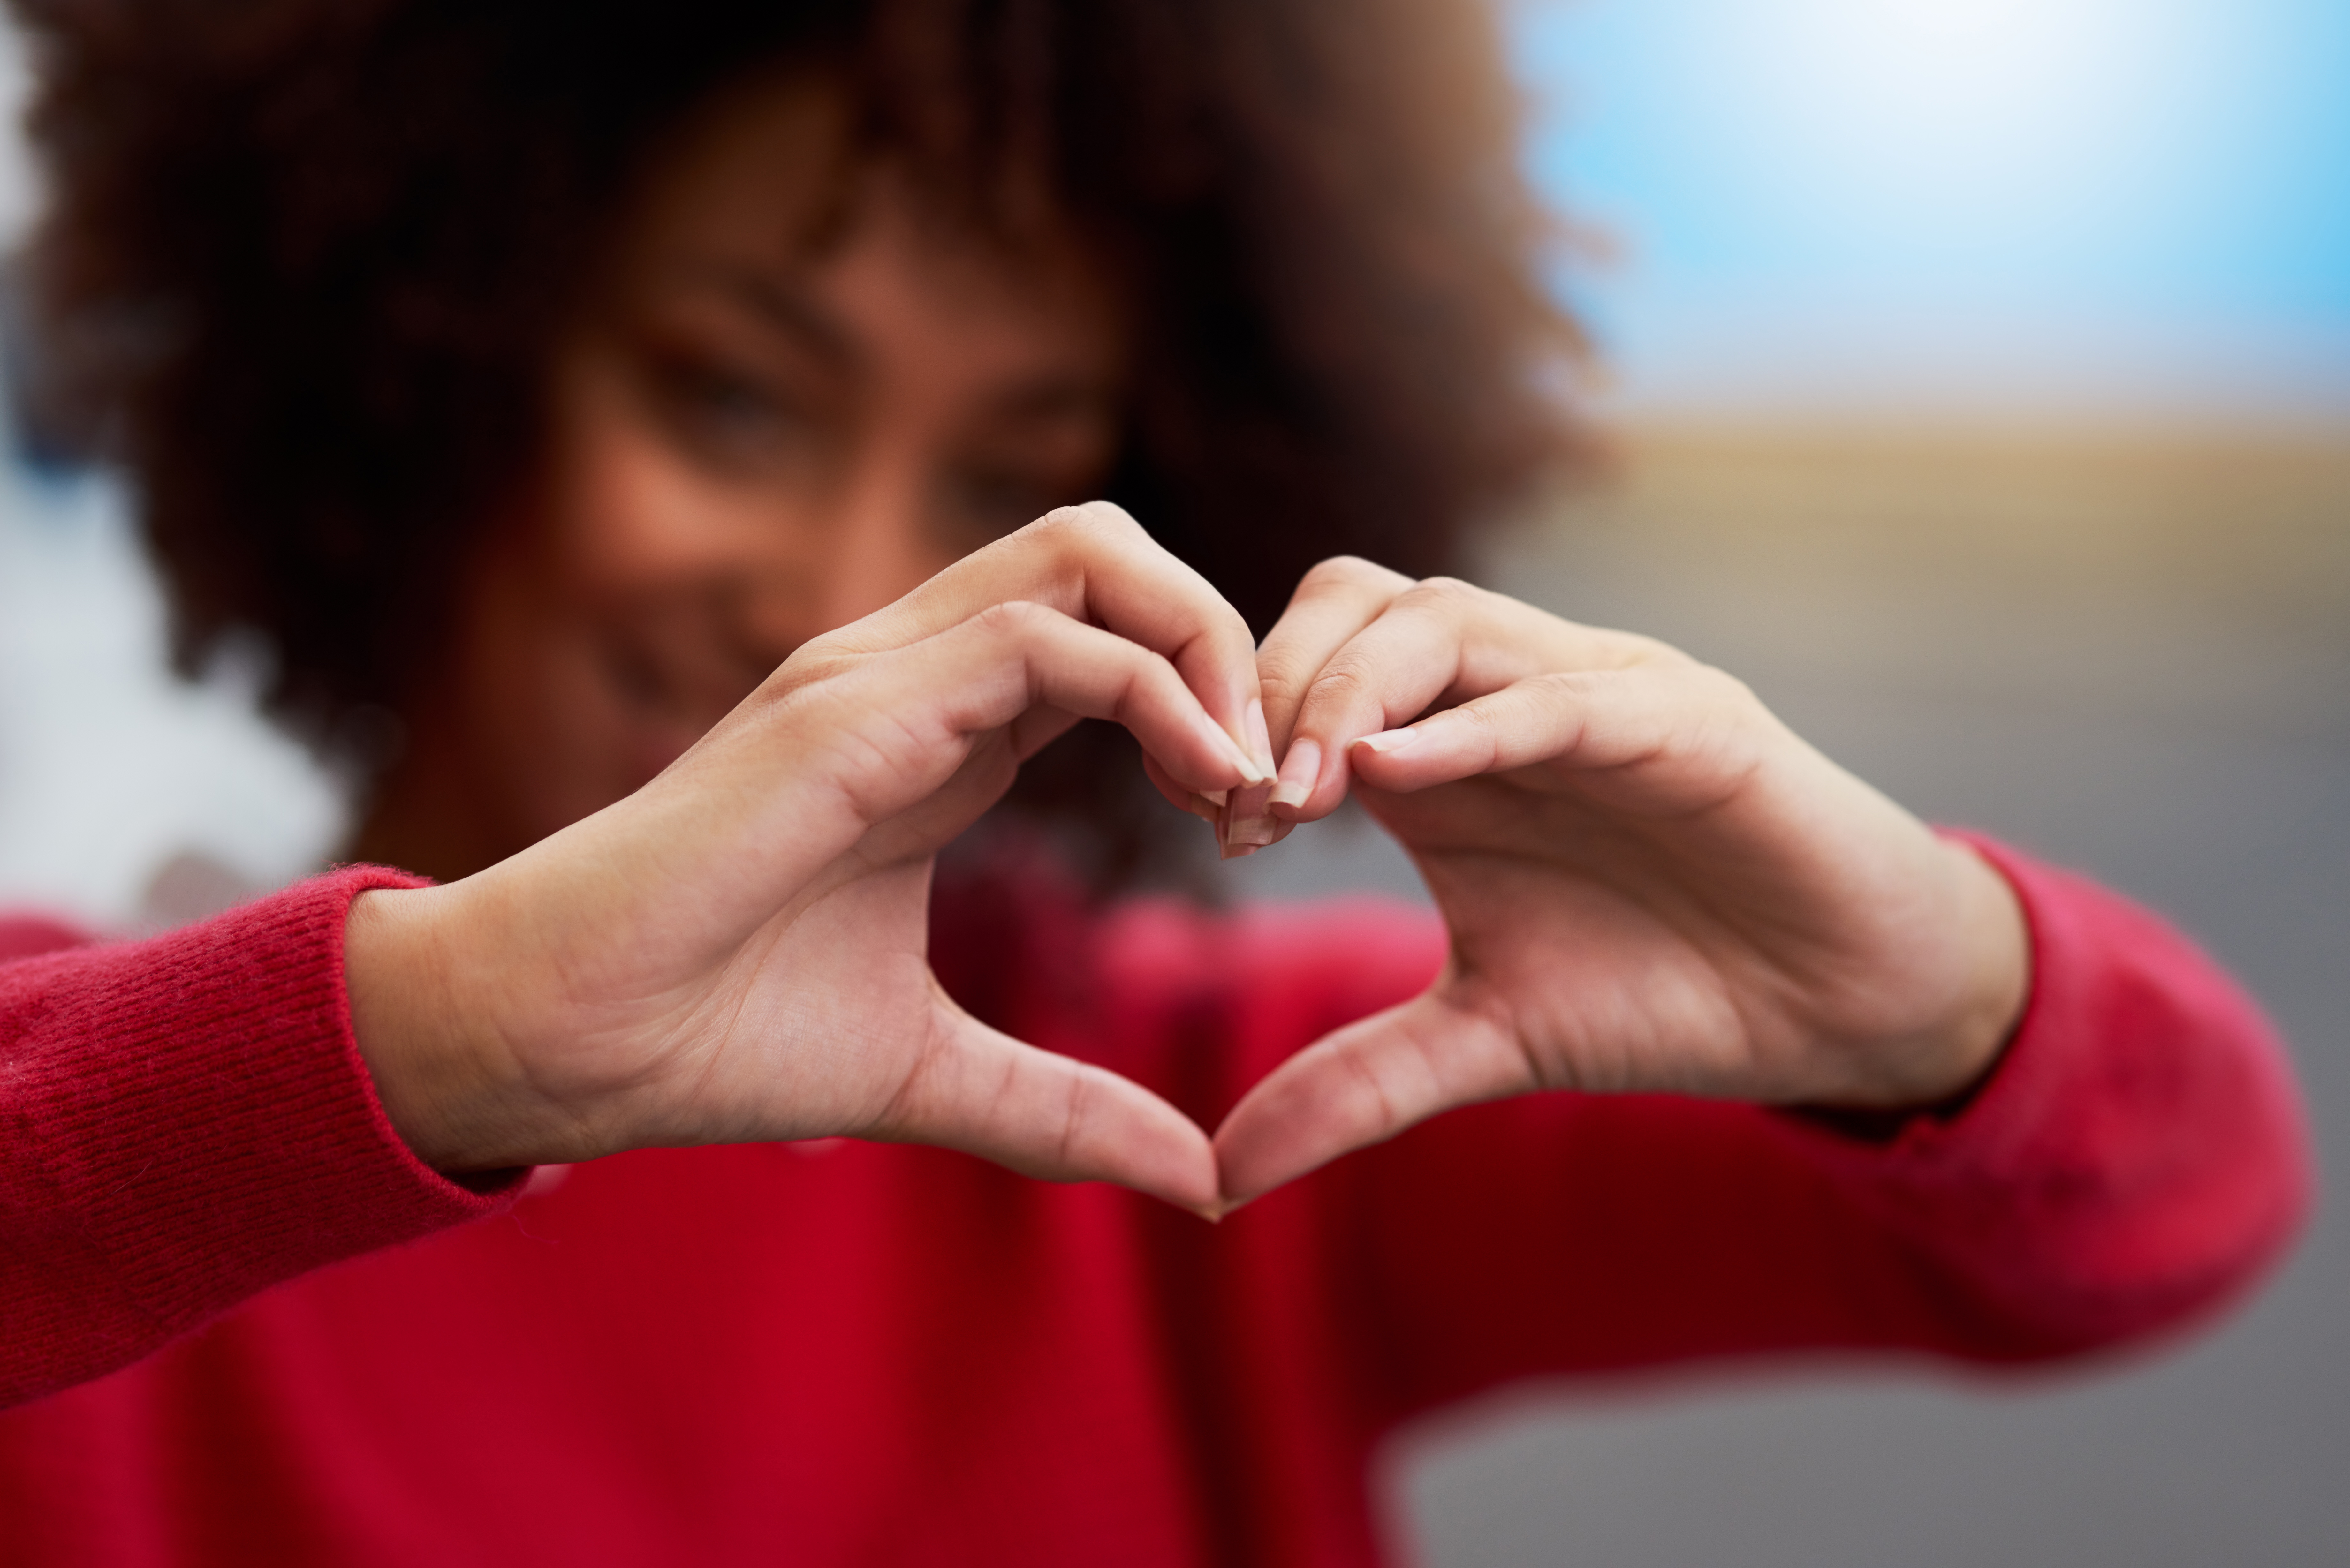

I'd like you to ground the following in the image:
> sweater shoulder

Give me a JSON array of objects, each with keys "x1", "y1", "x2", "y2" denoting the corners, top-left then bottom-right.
[{"x1": 0, "y1": 914, "x2": 89, "y2": 963}]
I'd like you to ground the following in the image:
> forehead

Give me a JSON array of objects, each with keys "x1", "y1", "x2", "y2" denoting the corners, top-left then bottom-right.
[
  {"x1": 622, "y1": 70, "x2": 852, "y2": 268},
  {"x1": 608, "y1": 70, "x2": 1120, "y2": 366}
]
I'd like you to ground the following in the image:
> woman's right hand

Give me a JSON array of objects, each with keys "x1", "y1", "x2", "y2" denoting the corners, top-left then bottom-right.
[{"x1": 343, "y1": 503, "x2": 1268, "y2": 1216}]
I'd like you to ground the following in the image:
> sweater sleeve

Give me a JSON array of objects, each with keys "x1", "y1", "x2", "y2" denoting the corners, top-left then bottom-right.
[
  {"x1": 1198, "y1": 837, "x2": 2313, "y2": 1429},
  {"x1": 0, "y1": 868, "x2": 524, "y2": 1409}
]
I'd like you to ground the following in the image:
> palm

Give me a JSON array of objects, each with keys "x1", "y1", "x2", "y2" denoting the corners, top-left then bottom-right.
[
  {"x1": 1218, "y1": 560, "x2": 2027, "y2": 1204},
  {"x1": 1363, "y1": 756, "x2": 1969, "y2": 1106},
  {"x1": 369, "y1": 502, "x2": 1269, "y2": 1211},
  {"x1": 675, "y1": 857, "x2": 951, "y2": 1145},
  {"x1": 490, "y1": 728, "x2": 1174, "y2": 1194}
]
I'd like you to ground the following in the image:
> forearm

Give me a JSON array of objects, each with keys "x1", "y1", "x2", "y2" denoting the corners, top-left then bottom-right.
[
  {"x1": 1785, "y1": 836, "x2": 2313, "y2": 1350},
  {"x1": 1315, "y1": 841, "x2": 2310, "y2": 1421},
  {"x1": 0, "y1": 869, "x2": 521, "y2": 1409}
]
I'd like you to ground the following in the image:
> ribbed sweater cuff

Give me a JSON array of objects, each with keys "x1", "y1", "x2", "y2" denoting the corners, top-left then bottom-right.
[
  {"x1": 19, "y1": 866, "x2": 523, "y2": 1344},
  {"x1": 1777, "y1": 832, "x2": 2311, "y2": 1346}
]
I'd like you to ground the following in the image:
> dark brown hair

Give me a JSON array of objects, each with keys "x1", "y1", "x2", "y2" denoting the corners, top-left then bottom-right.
[{"x1": 9, "y1": 0, "x2": 1584, "y2": 844}]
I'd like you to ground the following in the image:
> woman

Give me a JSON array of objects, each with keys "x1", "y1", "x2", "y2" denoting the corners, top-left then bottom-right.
[{"x1": 0, "y1": 1, "x2": 2311, "y2": 1563}]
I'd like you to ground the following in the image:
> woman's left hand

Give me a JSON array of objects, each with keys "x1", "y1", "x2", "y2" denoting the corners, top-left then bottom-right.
[{"x1": 1211, "y1": 558, "x2": 2032, "y2": 1206}]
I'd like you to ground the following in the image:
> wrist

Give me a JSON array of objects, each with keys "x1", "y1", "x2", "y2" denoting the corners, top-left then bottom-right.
[
  {"x1": 1929, "y1": 837, "x2": 2032, "y2": 1094},
  {"x1": 1806, "y1": 837, "x2": 2032, "y2": 1114},
  {"x1": 345, "y1": 883, "x2": 543, "y2": 1173},
  {"x1": 1873, "y1": 838, "x2": 2033, "y2": 1111}
]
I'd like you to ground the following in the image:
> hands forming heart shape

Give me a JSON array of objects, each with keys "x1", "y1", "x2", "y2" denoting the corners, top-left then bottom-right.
[{"x1": 348, "y1": 502, "x2": 2029, "y2": 1217}]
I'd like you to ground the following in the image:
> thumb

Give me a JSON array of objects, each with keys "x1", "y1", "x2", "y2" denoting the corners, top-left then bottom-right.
[
  {"x1": 874, "y1": 988, "x2": 1222, "y2": 1217},
  {"x1": 1211, "y1": 984, "x2": 1537, "y2": 1205}
]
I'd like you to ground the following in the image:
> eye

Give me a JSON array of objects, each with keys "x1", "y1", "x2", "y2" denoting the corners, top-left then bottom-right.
[{"x1": 644, "y1": 351, "x2": 809, "y2": 471}]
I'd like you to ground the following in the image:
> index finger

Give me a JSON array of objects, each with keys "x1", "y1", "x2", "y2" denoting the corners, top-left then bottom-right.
[
  {"x1": 1242, "y1": 558, "x2": 1413, "y2": 844},
  {"x1": 816, "y1": 501, "x2": 1274, "y2": 777},
  {"x1": 1272, "y1": 580, "x2": 1640, "y2": 824}
]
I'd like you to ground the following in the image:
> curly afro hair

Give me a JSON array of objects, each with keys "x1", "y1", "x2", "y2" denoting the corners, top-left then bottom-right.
[{"x1": 9, "y1": 0, "x2": 1587, "y2": 870}]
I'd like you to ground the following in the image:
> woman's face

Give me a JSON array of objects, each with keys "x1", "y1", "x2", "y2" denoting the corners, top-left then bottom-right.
[{"x1": 391, "y1": 80, "x2": 1126, "y2": 871}]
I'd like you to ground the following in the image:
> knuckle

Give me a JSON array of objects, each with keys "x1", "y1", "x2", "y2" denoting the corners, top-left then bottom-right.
[
  {"x1": 767, "y1": 654, "x2": 825, "y2": 695},
  {"x1": 1017, "y1": 507, "x2": 1094, "y2": 569},
  {"x1": 1030, "y1": 499, "x2": 1141, "y2": 550},
  {"x1": 971, "y1": 598, "x2": 1058, "y2": 642},
  {"x1": 1301, "y1": 655, "x2": 1377, "y2": 713},
  {"x1": 1079, "y1": 498, "x2": 1146, "y2": 536},
  {"x1": 1668, "y1": 659, "x2": 1760, "y2": 719},
  {"x1": 1029, "y1": 503, "x2": 1092, "y2": 534},
  {"x1": 1410, "y1": 575, "x2": 1484, "y2": 609},
  {"x1": 1255, "y1": 644, "x2": 1317, "y2": 702},
  {"x1": 1617, "y1": 629, "x2": 1700, "y2": 670},
  {"x1": 1448, "y1": 699, "x2": 1504, "y2": 746},
  {"x1": 769, "y1": 637, "x2": 859, "y2": 694},
  {"x1": 1018, "y1": 501, "x2": 1163, "y2": 596},
  {"x1": 1523, "y1": 668, "x2": 1594, "y2": 706},
  {"x1": 1391, "y1": 575, "x2": 1486, "y2": 624},
  {"x1": 1300, "y1": 554, "x2": 1406, "y2": 595},
  {"x1": 1697, "y1": 661, "x2": 1759, "y2": 706}
]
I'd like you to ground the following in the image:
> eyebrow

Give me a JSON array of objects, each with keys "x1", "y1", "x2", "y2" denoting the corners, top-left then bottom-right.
[
  {"x1": 667, "y1": 258, "x2": 1122, "y2": 418},
  {"x1": 675, "y1": 263, "x2": 858, "y2": 373}
]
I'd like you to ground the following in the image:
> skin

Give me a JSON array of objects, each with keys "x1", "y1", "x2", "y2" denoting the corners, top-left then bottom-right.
[
  {"x1": 352, "y1": 81, "x2": 1130, "y2": 880},
  {"x1": 1217, "y1": 561, "x2": 2029, "y2": 1202},
  {"x1": 344, "y1": 76, "x2": 2030, "y2": 1219}
]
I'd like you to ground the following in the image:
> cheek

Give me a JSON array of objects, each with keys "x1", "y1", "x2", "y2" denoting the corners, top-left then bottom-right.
[
  {"x1": 444, "y1": 518, "x2": 739, "y2": 835},
  {"x1": 550, "y1": 412, "x2": 764, "y2": 592},
  {"x1": 538, "y1": 345, "x2": 839, "y2": 608}
]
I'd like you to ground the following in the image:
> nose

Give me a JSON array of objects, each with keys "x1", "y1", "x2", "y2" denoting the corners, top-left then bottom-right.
[
  {"x1": 734, "y1": 437, "x2": 960, "y2": 665},
  {"x1": 811, "y1": 447, "x2": 952, "y2": 633}
]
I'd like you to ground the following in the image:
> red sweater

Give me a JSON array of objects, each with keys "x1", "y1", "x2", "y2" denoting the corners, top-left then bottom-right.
[{"x1": 0, "y1": 839, "x2": 2312, "y2": 1566}]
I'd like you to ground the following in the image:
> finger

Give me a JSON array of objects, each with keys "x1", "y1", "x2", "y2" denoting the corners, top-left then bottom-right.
[
  {"x1": 1143, "y1": 750, "x2": 1275, "y2": 862},
  {"x1": 1255, "y1": 556, "x2": 1414, "y2": 758},
  {"x1": 822, "y1": 501, "x2": 1273, "y2": 779},
  {"x1": 1278, "y1": 581, "x2": 1641, "y2": 821},
  {"x1": 807, "y1": 601, "x2": 1268, "y2": 833},
  {"x1": 1217, "y1": 697, "x2": 1282, "y2": 855},
  {"x1": 1349, "y1": 662, "x2": 1755, "y2": 811},
  {"x1": 1253, "y1": 559, "x2": 1412, "y2": 840},
  {"x1": 652, "y1": 603, "x2": 1267, "y2": 947},
  {"x1": 1211, "y1": 985, "x2": 1540, "y2": 1204},
  {"x1": 1266, "y1": 578, "x2": 1486, "y2": 824},
  {"x1": 1142, "y1": 749, "x2": 1226, "y2": 827},
  {"x1": 877, "y1": 996, "x2": 1221, "y2": 1215}
]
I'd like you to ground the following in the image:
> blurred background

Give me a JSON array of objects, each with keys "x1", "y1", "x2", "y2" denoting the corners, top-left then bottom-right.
[
  {"x1": 1, "y1": 0, "x2": 2344, "y2": 1562},
  {"x1": 1285, "y1": 1, "x2": 2350, "y2": 1562}
]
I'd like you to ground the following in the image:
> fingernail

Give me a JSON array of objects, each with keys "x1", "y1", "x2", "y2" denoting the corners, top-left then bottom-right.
[
  {"x1": 1224, "y1": 737, "x2": 1270, "y2": 785},
  {"x1": 1200, "y1": 712, "x2": 1269, "y2": 786},
  {"x1": 1184, "y1": 793, "x2": 1222, "y2": 822},
  {"x1": 1355, "y1": 727, "x2": 1420, "y2": 755},
  {"x1": 1268, "y1": 735, "x2": 1321, "y2": 814},
  {"x1": 1213, "y1": 701, "x2": 1282, "y2": 845},
  {"x1": 1244, "y1": 699, "x2": 1278, "y2": 783},
  {"x1": 1220, "y1": 799, "x2": 1278, "y2": 850},
  {"x1": 1219, "y1": 782, "x2": 1278, "y2": 850},
  {"x1": 1198, "y1": 788, "x2": 1228, "y2": 809}
]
